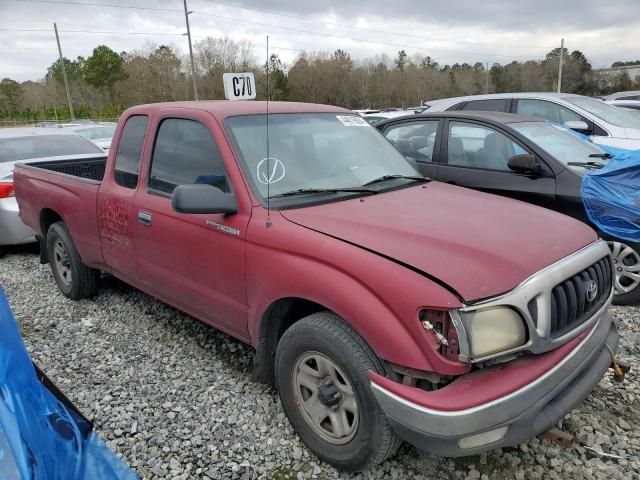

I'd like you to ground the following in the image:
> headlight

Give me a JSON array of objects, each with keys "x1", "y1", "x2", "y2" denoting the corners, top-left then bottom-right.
[{"x1": 459, "y1": 307, "x2": 527, "y2": 359}]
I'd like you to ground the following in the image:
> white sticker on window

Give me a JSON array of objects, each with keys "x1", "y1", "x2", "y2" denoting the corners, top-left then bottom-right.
[{"x1": 336, "y1": 115, "x2": 370, "y2": 127}]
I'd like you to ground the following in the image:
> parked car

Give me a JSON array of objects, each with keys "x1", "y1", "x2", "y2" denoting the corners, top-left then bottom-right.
[
  {"x1": 422, "y1": 93, "x2": 640, "y2": 150},
  {"x1": 603, "y1": 90, "x2": 640, "y2": 101},
  {"x1": 0, "y1": 128, "x2": 105, "y2": 254},
  {"x1": 362, "y1": 110, "x2": 418, "y2": 125},
  {"x1": 376, "y1": 110, "x2": 640, "y2": 304},
  {"x1": 606, "y1": 99, "x2": 640, "y2": 111},
  {"x1": 65, "y1": 123, "x2": 117, "y2": 152},
  {"x1": 15, "y1": 101, "x2": 620, "y2": 470}
]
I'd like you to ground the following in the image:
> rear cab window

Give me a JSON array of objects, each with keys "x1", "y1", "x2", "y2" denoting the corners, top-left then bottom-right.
[
  {"x1": 459, "y1": 99, "x2": 511, "y2": 112},
  {"x1": 114, "y1": 115, "x2": 148, "y2": 189}
]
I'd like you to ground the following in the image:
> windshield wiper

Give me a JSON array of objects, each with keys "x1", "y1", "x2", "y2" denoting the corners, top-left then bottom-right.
[
  {"x1": 362, "y1": 174, "x2": 428, "y2": 187},
  {"x1": 270, "y1": 187, "x2": 378, "y2": 199},
  {"x1": 567, "y1": 161, "x2": 606, "y2": 169},
  {"x1": 588, "y1": 153, "x2": 613, "y2": 159}
]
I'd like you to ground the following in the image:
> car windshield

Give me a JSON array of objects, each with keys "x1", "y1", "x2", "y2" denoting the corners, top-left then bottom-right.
[
  {"x1": 564, "y1": 96, "x2": 640, "y2": 129},
  {"x1": 225, "y1": 113, "x2": 419, "y2": 200},
  {"x1": 0, "y1": 134, "x2": 103, "y2": 162},
  {"x1": 511, "y1": 121, "x2": 610, "y2": 170},
  {"x1": 74, "y1": 125, "x2": 116, "y2": 140}
]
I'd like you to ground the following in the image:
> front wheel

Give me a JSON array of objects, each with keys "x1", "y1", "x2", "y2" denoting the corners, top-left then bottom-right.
[
  {"x1": 47, "y1": 222, "x2": 99, "y2": 299},
  {"x1": 608, "y1": 240, "x2": 640, "y2": 305},
  {"x1": 275, "y1": 312, "x2": 400, "y2": 471}
]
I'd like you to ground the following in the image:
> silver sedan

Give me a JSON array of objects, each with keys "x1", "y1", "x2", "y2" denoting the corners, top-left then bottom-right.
[{"x1": 0, "y1": 128, "x2": 104, "y2": 250}]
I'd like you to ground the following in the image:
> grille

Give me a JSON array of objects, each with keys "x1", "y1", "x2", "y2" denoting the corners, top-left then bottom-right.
[{"x1": 549, "y1": 256, "x2": 612, "y2": 338}]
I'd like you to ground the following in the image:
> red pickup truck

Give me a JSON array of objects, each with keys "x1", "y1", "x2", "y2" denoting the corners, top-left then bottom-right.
[{"x1": 15, "y1": 101, "x2": 619, "y2": 471}]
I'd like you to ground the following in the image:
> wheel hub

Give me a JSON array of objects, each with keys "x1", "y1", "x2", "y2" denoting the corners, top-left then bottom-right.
[
  {"x1": 607, "y1": 241, "x2": 640, "y2": 296},
  {"x1": 292, "y1": 352, "x2": 359, "y2": 445}
]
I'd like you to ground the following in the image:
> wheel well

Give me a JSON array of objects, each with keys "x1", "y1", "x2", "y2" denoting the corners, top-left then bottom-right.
[
  {"x1": 252, "y1": 297, "x2": 327, "y2": 384},
  {"x1": 39, "y1": 209, "x2": 63, "y2": 263}
]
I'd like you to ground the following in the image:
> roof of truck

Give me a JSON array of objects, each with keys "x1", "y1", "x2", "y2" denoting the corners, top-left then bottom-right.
[{"x1": 126, "y1": 101, "x2": 349, "y2": 118}]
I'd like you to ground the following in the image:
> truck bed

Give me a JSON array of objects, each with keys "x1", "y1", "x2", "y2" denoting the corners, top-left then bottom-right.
[{"x1": 23, "y1": 155, "x2": 107, "y2": 182}]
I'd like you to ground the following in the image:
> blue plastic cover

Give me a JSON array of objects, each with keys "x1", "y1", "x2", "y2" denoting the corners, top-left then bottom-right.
[
  {"x1": 582, "y1": 147, "x2": 640, "y2": 242},
  {"x1": 0, "y1": 289, "x2": 138, "y2": 480}
]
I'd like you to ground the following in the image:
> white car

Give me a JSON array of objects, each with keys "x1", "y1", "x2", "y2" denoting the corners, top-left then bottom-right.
[
  {"x1": 0, "y1": 128, "x2": 105, "y2": 252},
  {"x1": 606, "y1": 99, "x2": 640, "y2": 112},
  {"x1": 423, "y1": 93, "x2": 640, "y2": 150},
  {"x1": 603, "y1": 90, "x2": 640, "y2": 101},
  {"x1": 65, "y1": 123, "x2": 116, "y2": 152}
]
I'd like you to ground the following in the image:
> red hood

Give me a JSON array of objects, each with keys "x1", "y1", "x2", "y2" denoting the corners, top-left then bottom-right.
[{"x1": 281, "y1": 182, "x2": 597, "y2": 301}]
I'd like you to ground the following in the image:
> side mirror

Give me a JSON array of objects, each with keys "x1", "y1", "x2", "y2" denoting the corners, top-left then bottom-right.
[
  {"x1": 507, "y1": 154, "x2": 541, "y2": 174},
  {"x1": 171, "y1": 184, "x2": 237, "y2": 214},
  {"x1": 563, "y1": 120, "x2": 589, "y2": 132}
]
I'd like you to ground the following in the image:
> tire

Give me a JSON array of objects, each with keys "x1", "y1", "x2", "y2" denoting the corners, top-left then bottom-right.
[
  {"x1": 47, "y1": 222, "x2": 99, "y2": 299},
  {"x1": 275, "y1": 312, "x2": 401, "y2": 471},
  {"x1": 607, "y1": 240, "x2": 640, "y2": 305}
]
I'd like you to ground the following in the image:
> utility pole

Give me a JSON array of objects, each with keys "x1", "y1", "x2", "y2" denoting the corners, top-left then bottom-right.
[
  {"x1": 557, "y1": 38, "x2": 564, "y2": 93},
  {"x1": 183, "y1": 0, "x2": 198, "y2": 100},
  {"x1": 485, "y1": 62, "x2": 489, "y2": 93},
  {"x1": 53, "y1": 22, "x2": 74, "y2": 120}
]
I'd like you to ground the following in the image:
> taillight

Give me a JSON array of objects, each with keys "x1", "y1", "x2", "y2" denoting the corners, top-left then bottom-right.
[{"x1": 0, "y1": 182, "x2": 14, "y2": 199}]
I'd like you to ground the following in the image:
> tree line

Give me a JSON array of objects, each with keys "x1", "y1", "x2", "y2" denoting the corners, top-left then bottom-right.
[{"x1": 1, "y1": 38, "x2": 639, "y2": 122}]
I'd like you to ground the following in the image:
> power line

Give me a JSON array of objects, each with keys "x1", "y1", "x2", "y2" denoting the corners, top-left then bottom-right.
[
  {"x1": 0, "y1": 27, "x2": 186, "y2": 36},
  {"x1": 9, "y1": 0, "x2": 551, "y2": 59},
  {"x1": 195, "y1": 0, "x2": 555, "y2": 50},
  {"x1": 190, "y1": 10, "x2": 539, "y2": 59},
  {"x1": 13, "y1": 0, "x2": 181, "y2": 12}
]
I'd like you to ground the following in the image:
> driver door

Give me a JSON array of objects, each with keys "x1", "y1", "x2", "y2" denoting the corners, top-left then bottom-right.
[{"x1": 436, "y1": 120, "x2": 557, "y2": 209}]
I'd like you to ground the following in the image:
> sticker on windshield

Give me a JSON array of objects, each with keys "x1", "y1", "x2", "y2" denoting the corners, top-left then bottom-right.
[
  {"x1": 336, "y1": 115, "x2": 370, "y2": 127},
  {"x1": 257, "y1": 157, "x2": 286, "y2": 184}
]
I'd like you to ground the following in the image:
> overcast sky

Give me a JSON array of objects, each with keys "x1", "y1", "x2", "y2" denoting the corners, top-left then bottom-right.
[{"x1": 1, "y1": 0, "x2": 639, "y2": 82}]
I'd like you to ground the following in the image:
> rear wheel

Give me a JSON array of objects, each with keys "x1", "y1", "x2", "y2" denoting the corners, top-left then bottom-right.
[
  {"x1": 608, "y1": 240, "x2": 640, "y2": 305},
  {"x1": 275, "y1": 312, "x2": 400, "y2": 471},
  {"x1": 47, "y1": 222, "x2": 99, "y2": 299}
]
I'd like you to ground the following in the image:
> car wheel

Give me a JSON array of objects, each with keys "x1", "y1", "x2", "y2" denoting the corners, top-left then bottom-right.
[
  {"x1": 608, "y1": 240, "x2": 640, "y2": 305},
  {"x1": 47, "y1": 222, "x2": 99, "y2": 299},
  {"x1": 275, "y1": 312, "x2": 400, "y2": 471}
]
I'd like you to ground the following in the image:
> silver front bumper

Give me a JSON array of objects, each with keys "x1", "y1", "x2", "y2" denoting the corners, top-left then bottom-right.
[{"x1": 0, "y1": 197, "x2": 37, "y2": 246}]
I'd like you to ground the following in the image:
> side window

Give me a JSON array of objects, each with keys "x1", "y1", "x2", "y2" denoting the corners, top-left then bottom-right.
[
  {"x1": 383, "y1": 120, "x2": 439, "y2": 162},
  {"x1": 516, "y1": 99, "x2": 581, "y2": 124},
  {"x1": 149, "y1": 118, "x2": 229, "y2": 195},
  {"x1": 460, "y1": 99, "x2": 510, "y2": 112},
  {"x1": 114, "y1": 115, "x2": 148, "y2": 188},
  {"x1": 447, "y1": 121, "x2": 528, "y2": 172}
]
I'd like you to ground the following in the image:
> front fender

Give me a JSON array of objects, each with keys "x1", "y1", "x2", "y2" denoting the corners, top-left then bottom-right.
[{"x1": 246, "y1": 212, "x2": 469, "y2": 376}]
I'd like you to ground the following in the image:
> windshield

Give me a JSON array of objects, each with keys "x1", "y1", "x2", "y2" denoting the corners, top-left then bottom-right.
[
  {"x1": 0, "y1": 135, "x2": 103, "y2": 162},
  {"x1": 225, "y1": 113, "x2": 418, "y2": 200},
  {"x1": 512, "y1": 122, "x2": 610, "y2": 170},
  {"x1": 564, "y1": 96, "x2": 640, "y2": 129},
  {"x1": 74, "y1": 125, "x2": 116, "y2": 140}
]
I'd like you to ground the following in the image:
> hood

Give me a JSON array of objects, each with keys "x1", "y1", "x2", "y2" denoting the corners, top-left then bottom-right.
[{"x1": 281, "y1": 182, "x2": 597, "y2": 301}]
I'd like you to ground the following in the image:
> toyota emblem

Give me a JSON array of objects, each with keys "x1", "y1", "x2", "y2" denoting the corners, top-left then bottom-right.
[{"x1": 585, "y1": 281, "x2": 598, "y2": 302}]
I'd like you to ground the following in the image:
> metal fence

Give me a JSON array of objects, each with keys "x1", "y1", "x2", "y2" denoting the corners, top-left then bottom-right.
[{"x1": 0, "y1": 118, "x2": 120, "y2": 128}]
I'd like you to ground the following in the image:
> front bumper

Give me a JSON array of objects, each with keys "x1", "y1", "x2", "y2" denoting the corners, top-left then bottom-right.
[
  {"x1": 371, "y1": 312, "x2": 618, "y2": 456},
  {"x1": 0, "y1": 197, "x2": 37, "y2": 246}
]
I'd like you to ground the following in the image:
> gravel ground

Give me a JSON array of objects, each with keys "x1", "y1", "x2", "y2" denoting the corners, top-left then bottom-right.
[{"x1": 1, "y1": 246, "x2": 638, "y2": 480}]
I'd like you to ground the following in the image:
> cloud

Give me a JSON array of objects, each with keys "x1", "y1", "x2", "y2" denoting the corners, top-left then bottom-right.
[{"x1": 1, "y1": 0, "x2": 638, "y2": 82}]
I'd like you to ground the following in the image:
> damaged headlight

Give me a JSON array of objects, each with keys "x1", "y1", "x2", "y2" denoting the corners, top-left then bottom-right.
[{"x1": 458, "y1": 307, "x2": 527, "y2": 360}]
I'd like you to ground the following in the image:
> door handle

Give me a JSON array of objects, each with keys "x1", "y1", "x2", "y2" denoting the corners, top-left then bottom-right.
[{"x1": 138, "y1": 211, "x2": 152, "y2": 225}]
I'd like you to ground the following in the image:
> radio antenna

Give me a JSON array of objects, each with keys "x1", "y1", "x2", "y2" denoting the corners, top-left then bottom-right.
[{"x1": 265, "y1": 34, "x2": 272, "y2": 228}]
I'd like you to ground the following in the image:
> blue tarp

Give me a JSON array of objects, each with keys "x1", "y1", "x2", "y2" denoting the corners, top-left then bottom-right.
[
  {"x1": 581, "y1": 144, "x2": 640, "y2": 243},
  {"x1": 0, "y1": 289, "x2": 137, "y2": 480}
]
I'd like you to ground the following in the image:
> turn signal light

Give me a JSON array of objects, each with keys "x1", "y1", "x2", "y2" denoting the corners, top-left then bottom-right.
[{"x1": 0, "y1": 182, "x2": 14, "y2": 199}]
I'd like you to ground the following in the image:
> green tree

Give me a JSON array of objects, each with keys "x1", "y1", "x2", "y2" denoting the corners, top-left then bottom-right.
[
  {"x1": 266, "y1": 54, "x2": 289, "y2": 100},
  {"x1": 83, "y1": 45, "x2": 128, "y2": 101},
  {"x1": 395, "y1": 50, "x2": 409, "y2": 71},
  {"x1": 46, "y1": 57, "x2": 85, "y2": 84},
  {"x1": 0, "y1": 78, "x2": 23, "y2": 116}
]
